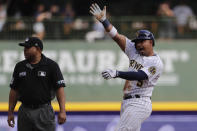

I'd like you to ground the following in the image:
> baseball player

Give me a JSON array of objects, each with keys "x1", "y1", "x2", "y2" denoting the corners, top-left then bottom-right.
[{"x1": 90, "y1": 3, "x2": 163, "y2": 131}]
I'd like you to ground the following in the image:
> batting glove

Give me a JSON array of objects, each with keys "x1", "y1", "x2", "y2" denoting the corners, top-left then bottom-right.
[
  {"x1": 102, "y1": 69, "x2": 118, "y2": 80},
  {"x1": 89, "y1": 3, "x2": 106, "y2": 22}
]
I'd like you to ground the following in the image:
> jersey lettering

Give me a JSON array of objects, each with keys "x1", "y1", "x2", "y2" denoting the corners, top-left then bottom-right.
[
  {"x1": 136, "y1": 80, "x2": 143, "y2": 87},
  {"x1": 129, "y1": 60, "x2": 143, "y2": 70}
]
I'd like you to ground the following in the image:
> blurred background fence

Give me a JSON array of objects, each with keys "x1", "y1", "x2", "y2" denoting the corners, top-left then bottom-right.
[{"x1": 0, "y1": 16, "x2": 197, "y2": 40}]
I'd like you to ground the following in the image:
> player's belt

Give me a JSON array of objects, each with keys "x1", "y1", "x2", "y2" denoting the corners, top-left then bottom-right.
[
  {"x1": 123, "y1": 94, "x2": 140, "y2": 100},
  {"x1": 123, "y1": 94, "x2": 151, "y2": 100},
  {"x1": 22, "y1": 102, "x2": 51, "y2": 109}
]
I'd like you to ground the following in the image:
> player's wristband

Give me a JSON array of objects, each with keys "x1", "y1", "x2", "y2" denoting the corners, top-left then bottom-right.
[
  {"x1": 102, "y1": 19, "x2": 110, "y2": 28},
  {"x1": 108, "y1": 26, "x2": 117, "y2": 38}
]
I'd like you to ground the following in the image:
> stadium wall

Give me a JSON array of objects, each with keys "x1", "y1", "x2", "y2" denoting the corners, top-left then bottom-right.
[{"x1": 0, "y1": 40, "x2": 197, "y2": 131}]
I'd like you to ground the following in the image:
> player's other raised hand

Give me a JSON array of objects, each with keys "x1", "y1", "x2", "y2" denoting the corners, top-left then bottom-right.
[
  {"x1": 90, "y1": 3, "x2": 106, "y2": 22},
  {"x1": 102, "y1": 69, "x2": 117, "y2": 79}
]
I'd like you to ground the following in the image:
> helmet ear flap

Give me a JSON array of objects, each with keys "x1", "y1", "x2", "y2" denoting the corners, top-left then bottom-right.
[
  {"x1": 149, "y1": 32, "x2": 155, "y2": 47},
  {"x1": 151, "y1": 40, "x2": 154, "y2": 46},
  {"x1": 152, "y1": 39, "x2": 155, "y2": 46}
]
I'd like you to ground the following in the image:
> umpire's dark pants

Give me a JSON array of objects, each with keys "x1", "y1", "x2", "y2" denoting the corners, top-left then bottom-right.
[{"x1": 17, "y1": 103, "x2": 55, "y2": 131}]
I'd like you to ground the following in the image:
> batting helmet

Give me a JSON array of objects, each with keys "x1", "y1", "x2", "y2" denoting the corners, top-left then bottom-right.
[{"x1": 132, "y1": 30, "x2": 155, "y2": 46}]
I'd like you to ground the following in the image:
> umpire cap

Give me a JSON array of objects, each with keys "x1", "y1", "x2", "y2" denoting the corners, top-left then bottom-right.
[
  {"x1": 19, "y1": 37, "x2": 43, "y2": 50},
  {"x1": 132, "y1": 30, "x2": 155, "y2": 46}
]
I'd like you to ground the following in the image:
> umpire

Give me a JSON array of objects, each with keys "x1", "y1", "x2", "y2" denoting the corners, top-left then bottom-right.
[{"x1": 7, "y1": 37, "x2": 66, "y2": 131}]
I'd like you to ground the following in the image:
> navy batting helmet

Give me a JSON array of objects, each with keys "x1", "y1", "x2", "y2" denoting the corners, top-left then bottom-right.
[{"x1": 132, "y1": 30, "x2": 155, "y2": 46}]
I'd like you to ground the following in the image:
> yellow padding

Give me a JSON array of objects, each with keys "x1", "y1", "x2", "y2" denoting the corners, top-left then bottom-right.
[
  {"x1": 1, "y1": 102, "x2": 197, "y2": 112},
  {"x1": 152, "y1": 102, "x2": 197, "y2": 111}
]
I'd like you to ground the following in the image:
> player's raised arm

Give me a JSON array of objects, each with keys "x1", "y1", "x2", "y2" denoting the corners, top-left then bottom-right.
[{"x1": 89, "y1": 3, "x2": 126, "y2": 51}]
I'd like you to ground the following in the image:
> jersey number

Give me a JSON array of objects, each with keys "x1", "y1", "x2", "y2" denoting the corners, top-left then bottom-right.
[{"x1": 137, "y1": 80, "x2": 143, "y2": 87}]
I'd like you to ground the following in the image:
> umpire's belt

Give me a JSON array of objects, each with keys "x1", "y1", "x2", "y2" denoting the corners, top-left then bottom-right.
[
  {"x1": 123, "y1": 94, "x2": 140, "y2": 100},
  {"x1": 23, "y1": 102, "x2": 51, "y2": 109}
]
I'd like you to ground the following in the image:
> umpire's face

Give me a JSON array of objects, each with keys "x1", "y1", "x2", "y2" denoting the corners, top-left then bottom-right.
[{"x1": 24, "y1": 46, "x2": 41, "y2": 62}]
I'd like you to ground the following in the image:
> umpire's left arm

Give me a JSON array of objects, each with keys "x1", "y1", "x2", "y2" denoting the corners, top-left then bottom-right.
[
  {"x1": 51, "y1": 61, "x2": 67, "y2": 125},
  {"x1": 56, "y1": 87, "x2": 66, "y2": 124}
]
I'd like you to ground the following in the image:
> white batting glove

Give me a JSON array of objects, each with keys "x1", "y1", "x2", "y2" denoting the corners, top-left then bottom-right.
[
  {"x1": 102, "y1": 69, "x2": 117, "y2": 80},
  {"x1": 89, "y1": 3, "x2": 106, "y2": 22}
]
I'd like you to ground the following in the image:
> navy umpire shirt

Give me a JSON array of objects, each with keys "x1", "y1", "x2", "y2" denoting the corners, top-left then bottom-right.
[{"x1": 10, "y1": 54, "x2": 66, "y2": 105}]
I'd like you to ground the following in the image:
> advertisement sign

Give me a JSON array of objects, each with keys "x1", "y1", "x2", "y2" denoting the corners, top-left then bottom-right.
[{"x1": 0, "y1": 40, "x2": 196, "y2": 102}]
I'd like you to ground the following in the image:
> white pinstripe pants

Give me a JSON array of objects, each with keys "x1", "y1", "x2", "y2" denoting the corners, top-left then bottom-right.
[{"x1": 115, "y1": 97, "x2": 152, "y2": 131}]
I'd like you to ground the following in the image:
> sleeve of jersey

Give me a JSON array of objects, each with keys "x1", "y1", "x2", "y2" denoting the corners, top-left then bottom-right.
[
  {"x1": 140, "y1": 62, "x2": 163, "y2": 81},
  {"x1": 9, "y1": 65, "x2": 18, "y2": 90},
  {"x1": 124, "y1": 37, "x2": 136, "y2": 57},
  {"x1": 51, "y1": 63, "x2": 66, "y2": 89}
]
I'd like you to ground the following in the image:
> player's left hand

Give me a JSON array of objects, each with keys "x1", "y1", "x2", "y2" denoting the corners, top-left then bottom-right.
[
  {"x1": 58, "y1": 111, "x2": 66, "y2": 124},
  {"x1": 102, "y1": 69, "x2": 117, "y2": 79},
  {"x1": 89, "y1": 3, "x2": 106, "y2": 22}
]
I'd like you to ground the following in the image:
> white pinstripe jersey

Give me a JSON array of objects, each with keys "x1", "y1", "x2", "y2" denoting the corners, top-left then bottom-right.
[{"x1": 124, "y1": 38, "x2": 164, "y2": 97}]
